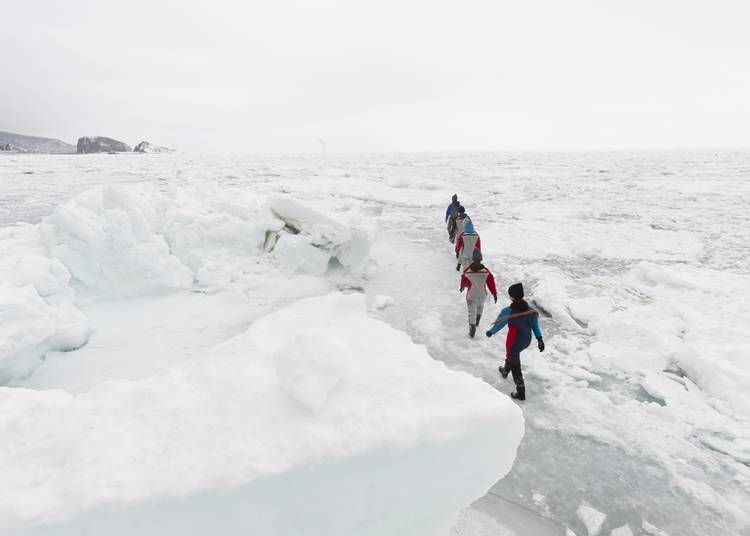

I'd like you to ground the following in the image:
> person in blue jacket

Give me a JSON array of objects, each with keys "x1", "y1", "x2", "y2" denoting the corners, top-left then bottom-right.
[
  {"x1": 486, "y1": 282, "x2": 544, "y2": 401},
  {"x1": 445, "y1": 194, "x2": 461, "y2": 222},
  {"x1": 445, "y1": 195, "x2": 462, "y2": 243}
]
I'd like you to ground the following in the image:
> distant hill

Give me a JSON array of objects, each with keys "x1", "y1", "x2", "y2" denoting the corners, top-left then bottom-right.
[
  {"x1": 77, "y1": 136, "x2": 132, "y2": 154},
  {"x1": 0, "y1": 131, "x2": 76, "y2": 154}
]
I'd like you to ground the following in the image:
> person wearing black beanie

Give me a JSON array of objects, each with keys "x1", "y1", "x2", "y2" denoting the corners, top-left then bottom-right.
[
  {"x1": 485, "y1": 282, "x2": 545, "y2": 401},
  {"x1": 508, "y1": 282, "x2": 524, "y2": 300}
]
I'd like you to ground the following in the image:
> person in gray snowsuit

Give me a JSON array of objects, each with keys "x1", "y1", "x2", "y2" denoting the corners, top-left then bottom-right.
[
  {"x1": 454, "y1": 206, "x2": 471, "y2": 239},
  {"x1": 454, "y1": 219, "x2": 481, "y2": 271},
  {"x1": 459, "y1": 249, "x2": 498, "y2": 338}
]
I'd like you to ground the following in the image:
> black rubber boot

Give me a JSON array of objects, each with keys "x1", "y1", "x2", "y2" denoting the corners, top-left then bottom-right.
[
  {"x1": 469, "y1": 324, "x2": 476, "y2": 338},
  {"x1": 510, "y1": 362, "x2": 525, "y2": 399},
  {"x1": 498, "y1": 363, "x2": 510, "y2": 379},
  {"x1": 475, "y1": 314, "x2": 482, "y2": 326}
]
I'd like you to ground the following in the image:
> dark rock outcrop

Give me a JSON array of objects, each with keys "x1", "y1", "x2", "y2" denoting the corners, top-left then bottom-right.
[
  {"x1": 0, "y1": 131, "x2": 76, "y2": 153},
  {"x1": 77, "y1": 136, "x2": 132, "y2": 154},
  {"x1": 133, "y1": 141, "x2": 151, "y2": 153},
  {"x1": 133, "y1": 140, "x2": 174, "y2": 153}
]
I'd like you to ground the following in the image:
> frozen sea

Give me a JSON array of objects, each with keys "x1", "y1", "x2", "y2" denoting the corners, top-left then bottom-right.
[{"x1": 1, "y1": 150, "x2": 749, "y2": 536}]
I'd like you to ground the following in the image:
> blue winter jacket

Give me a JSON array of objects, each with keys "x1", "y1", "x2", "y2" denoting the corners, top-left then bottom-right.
[
  {"x1": 489, "y1": 306, "x2": 543, "y2": 337},
  {"x1": 445, "y1": 201, "x2": 461, "y2": 222},
  {"x1": 489, "y1": 305, "x2": 543, "y2": 361}
]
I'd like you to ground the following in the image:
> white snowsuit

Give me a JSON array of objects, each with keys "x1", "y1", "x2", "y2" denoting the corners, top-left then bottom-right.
[
  {"x1": 456, "y1": 231, "x2": 480, "y2": 269},
  {"x1": 460, "y1": 265, "x2": 497, "y2": 326}
]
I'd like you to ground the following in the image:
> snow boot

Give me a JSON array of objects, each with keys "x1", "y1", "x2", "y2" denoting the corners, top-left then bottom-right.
[
  {"x1": 475, "y1": 313, "x2": 482, "y2": 326},
  {"x1": 469, "y1": 324, "x2": 476, "y2": 338},
  {"x1": 510, "y1": 385, "x2": 526, "y2": 401},
  {"x1": 456, "y1": 263, "x2": 461, "y2": 271},
  {"x1": 498, "y1": 364, "x2": 509, "y2": 379}
]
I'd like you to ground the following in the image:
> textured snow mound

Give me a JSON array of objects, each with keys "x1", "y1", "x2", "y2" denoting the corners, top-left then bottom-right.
[
  {"x1": 623, "y1": 262, "x2": 750, "y2": 416},
  {"x1": 3, "y1": 184, "x2": 372, "y2": 383},
  {"x1": 38, "y1": 185, "x2": 371, "y2": 295},
  {"x1": 40, "y1": 184, "x2": 194, "y2": 295},
  {"x1": 0, "y1": 225, "x2": 89, "y2": 383},
  {"x1": 529, "y1": 259, "x2": 750, "y2": 419},
  {"x1": 576, "y1": 261, "x2": 750, "y2": 418},
  {"x1": 0, "y1": 292, "x2": 524, "y2": 534},
  {"x1": 268, "y1": 196, "x2": 372, "y2": 273}
]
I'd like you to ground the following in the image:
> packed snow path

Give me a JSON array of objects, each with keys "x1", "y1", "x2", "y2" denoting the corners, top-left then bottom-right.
[{"x1": 368, "y1": 228, "x2": 743, "y2": 536}]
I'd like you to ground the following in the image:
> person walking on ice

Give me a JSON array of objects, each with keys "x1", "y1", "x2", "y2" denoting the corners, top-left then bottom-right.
[
  {"x1": 486, "y1": 283, "x2": 545, "y2": 401},
  {"x1": 454, "y1": 219, "x2": 481, "y2": 271},
  {"x1": 447, "y1": 206, "x2": 460, "y2": 243},
  {"x1": 459, "y1": 249, "x2": 497, "y2": 338},
  {"x1": 454, "y1": 206, "x2": 471, "y2": 239},
  {"x1": 447, "y1": 204, "x2": 469, "y2": 244},
  {"x1": 445, "y1": 194, "x2": 461, "y2": 223}
]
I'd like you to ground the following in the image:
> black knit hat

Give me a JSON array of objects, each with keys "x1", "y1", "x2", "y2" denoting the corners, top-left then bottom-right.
[
  {"x1": 508, "y1": 283, "x2": 524, "y2": 299},
  {"x1": 458, "y1": 205, "x2": 465, "y2": 214},
  {"x1": 452, "y1": 194, "x2": 458, "y2": 202},
  {"x1": 472, "y1": 249, "x2": 483, "y2": 263}
]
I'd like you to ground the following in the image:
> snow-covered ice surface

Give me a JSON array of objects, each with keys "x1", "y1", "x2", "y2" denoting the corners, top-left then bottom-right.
[
  {"x1": 0, "y1": 153, "x2": 525, "y2": 535},
  {"x1": 0, "y1": 292, "x2": 522, "y2": 535},
  {"x1": 1, "y1": 151, "x2": 750, "y2": 535}
]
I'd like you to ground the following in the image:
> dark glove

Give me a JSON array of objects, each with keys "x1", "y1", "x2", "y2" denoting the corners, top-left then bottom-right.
[
  {"x1": 456, "y1": 252, "x2": 459, "y2": 258},
  {"x1": 486, "y1": 330, "x2": 493, "y2": 338},
  {"x1": 537, "y1": 337, "x2": 545, "y2": 352},
  {"x1": 460, "y1": 287, "x2": 465, "y2": 293},
  {"x1": 493, "y1": 294, "x2": 497, "y2": 303}
]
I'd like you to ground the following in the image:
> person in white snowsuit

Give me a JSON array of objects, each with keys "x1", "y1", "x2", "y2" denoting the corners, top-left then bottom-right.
[
  {"x1": 460, "y1": 249, "x2": 498, "y2": 338},
  {"x1": 454, "y1": 219, "x2": 481, "y2": 271}
]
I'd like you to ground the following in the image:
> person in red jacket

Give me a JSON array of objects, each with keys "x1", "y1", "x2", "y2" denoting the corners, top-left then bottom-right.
[
  {"x1": 486, "y1": 283, "x2": 545, "y2": 400},
  {"x1": 459, "y1": 249, "x2": 497, "y2": 338}
]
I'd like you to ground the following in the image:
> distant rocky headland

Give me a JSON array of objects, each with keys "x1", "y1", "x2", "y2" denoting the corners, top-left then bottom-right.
[
  {"x1": 0, "y1": 131, "x2": 174, "y2": 154},
  {"x1": 76, "y1": 136, "x2": 131, "y2": 154}
]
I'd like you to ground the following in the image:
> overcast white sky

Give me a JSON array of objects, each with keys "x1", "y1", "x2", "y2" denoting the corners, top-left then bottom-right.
[{"x1": 1, "y1": 0, "x2": 749, "y2": 153}]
